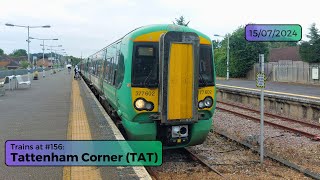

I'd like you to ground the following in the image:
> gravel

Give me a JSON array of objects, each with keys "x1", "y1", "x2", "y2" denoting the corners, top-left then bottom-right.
[
  {"x1": 150, "y1": 149, "x2": 222, "y2": 179},
  {"x1": 150, "y1": 118, "x2": 312, "y2": 179},
  {"x1": 218, "y1": 103, "x2": 320, "y2": 137},
  {"x1": 214, "y1": 101, "x2": 320, "y2": 174},
  {"x1": 188, "y1": 132, "x2": 310, "y2": 179}
]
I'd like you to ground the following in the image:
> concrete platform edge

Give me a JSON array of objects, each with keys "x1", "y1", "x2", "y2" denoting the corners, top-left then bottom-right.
[
  {"x1": 81, "y1": 79, "x2": 152, "y2": 180},
  {"x1": 217, "y1": 85, "x2": 320, "y2": 105}
]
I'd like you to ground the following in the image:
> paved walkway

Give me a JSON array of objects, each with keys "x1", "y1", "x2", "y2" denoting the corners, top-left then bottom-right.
[
  {"x1": 0, "y1": 70, "x2": 150, "y2": 180},
  {"x1": 0, "y1": 70, "x2": 71, "y2": 179}
]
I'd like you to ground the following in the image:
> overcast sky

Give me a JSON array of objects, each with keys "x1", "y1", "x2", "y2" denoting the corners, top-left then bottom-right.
[{"x1": 0, "y1": 0, "x2": 318, "y2": 58}]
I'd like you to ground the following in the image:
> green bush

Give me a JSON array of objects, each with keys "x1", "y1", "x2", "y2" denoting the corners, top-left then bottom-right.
[{"x1": 214, "y1": 26, "x2": 268, "y2": 78}]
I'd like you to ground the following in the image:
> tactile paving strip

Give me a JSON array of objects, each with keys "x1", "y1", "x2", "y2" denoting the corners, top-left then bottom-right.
[{"x1": 63, "y1": 79, "x2": 102, "y2": 180}]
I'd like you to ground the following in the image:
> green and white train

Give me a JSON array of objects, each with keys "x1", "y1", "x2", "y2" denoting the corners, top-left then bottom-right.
[{"x1": 79, "y1": 24, "x2": 216, "y2": 149}]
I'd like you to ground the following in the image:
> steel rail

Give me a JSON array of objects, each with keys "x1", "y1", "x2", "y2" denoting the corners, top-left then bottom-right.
[
  {"x1": 214, "y1": 130, "x2": 320, "y2": 180},
  {"x1": 216, "y1": 106, "x2": 320, "y2": 141},
  {"x1": 145, "y1": 167, "x2": 159, "y2": 180},
  {"x1": 184, "y1": 148, "x2": 225, "y2": 178},
  {"x1": 217, "y1": 100, "x2": 320, "y2": 129}
]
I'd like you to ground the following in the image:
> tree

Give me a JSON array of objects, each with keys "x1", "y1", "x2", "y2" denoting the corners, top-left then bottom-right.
[
  {"x1": 212, "y1": 40, "x2": 222, "y2": 49},
  {"x1": 306, "y1": 23, "x2": 320, "y2": 44},
  {"x1": 68, "y1": 56, "x2": 82, "y2": 66},
  {"x1": 267, "y1": 42, "x2": 297, "y2": 49},
  {"x1": 300, "y1": 23, "x2": 320, "y2": 63},
  {"x1": 173, "y1": 16, "x2": 190, "y2": 26},
  {"x1": 10, "y1": 49, "x2": 27, "y2": 57},
  {"x1": 0, "y1": 48, "x2": 4, "y2": 56},
  {"x1": 215, "y1": 26, "x2": 269, "y2": 78},
  {"x1": 20, "y1": 60, "x2": 30, "y2": 69},
  {"x1": 300, "y1": 39, "x2": 320, "y2": 63}
]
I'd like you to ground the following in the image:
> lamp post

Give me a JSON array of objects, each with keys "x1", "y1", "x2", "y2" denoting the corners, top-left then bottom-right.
[
  {"x1": 214, "y1": 34, "x2": 230, "y2": 80},
  {"x1": 29, "y1": 37, "x2": 58, "y2": 78},
  {"x1": 47, "y1": 45, "x2": 62, "y2": 74},
  {"x1": 54, "y1": 49, "x2": 65, "y2": 70},
  {"x1": 44, "y1": 45, "x2": 62, "y2": 73},
  {"x1": 5, "y1": 23, "x2": 50, "y2": 81}
]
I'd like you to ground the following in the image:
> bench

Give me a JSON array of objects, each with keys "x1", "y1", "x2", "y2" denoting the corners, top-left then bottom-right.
[
  {"x1": 0, "y1": 79, "x2": 4, "y2": 96},
  {"x1": 2, "y1": 76, "x2": 16, "y2": 90},
  {"x1": 15, "y1": 75, "x2": 31, "y2": 88}
]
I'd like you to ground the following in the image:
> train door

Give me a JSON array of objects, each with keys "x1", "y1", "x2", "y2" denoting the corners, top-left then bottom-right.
[{"x1": 159, "y1": 31, "x2": 200, "y2": 124}]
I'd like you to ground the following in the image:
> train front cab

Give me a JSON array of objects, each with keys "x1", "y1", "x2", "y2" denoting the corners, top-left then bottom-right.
[{"x1": 123, "y1": 30, "x2": 215, "y2": 149}]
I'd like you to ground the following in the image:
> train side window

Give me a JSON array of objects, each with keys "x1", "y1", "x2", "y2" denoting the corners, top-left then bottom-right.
[
  {"x1": 111, "y1": 53, "x2": 119, "y2": 86},
  {"x1": 105, "y1": 58, "x2": 111, "y2": 82},
  {"x1": 94, "y1": 61, "x2": 97, "y2": 76},
  {"x1": 92, "y1": 61, "x2": 95, "y2": 75},
  {"x1": 97, "y1": 60, "x2": 100, "y2": 76},
  {"x1": 99, "y1": 59, "x2": 103, "y2": 77},
  {"x1": 109, "y1": 57, "x2": 114, "y2": 84},
  {"x1": 96, "y1": 60, "x2": 99, "y2": 76},
  {"x1": 115, "y1": 52, "x2": 125, "y2": 88},
  {"x1": 91, "y1": 60, "x2": 94, "y2": 74}
]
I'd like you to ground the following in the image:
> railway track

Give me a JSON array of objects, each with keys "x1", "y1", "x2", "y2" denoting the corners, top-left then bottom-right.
[
  {"x1": 214, "y1": 130, "x2": 320, "y2": 180},
  {"x1": 184, "y1": 148, "x2": 224, "y2": 177},
  {"x1": 84, "y1": 77, "x2": 318, "y2": 179},
  {"x1": 146, "y1": 148, "x2": 225, "y2": 180},
  {"x1": 216, "y1": 101, "x2": 320, "y2": 141}
]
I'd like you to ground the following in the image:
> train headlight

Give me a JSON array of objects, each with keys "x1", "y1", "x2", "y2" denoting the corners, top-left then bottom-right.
[
  {"x1": 134, "y1": 99, "x2": 145, "y2": 110},
  {"x1": 198, "y1": 96, "x2": 213, "y2": 109},
  {"x1": 145, "y1": 102, "x2": 154, "y2": 111},
  {"x1": 134, "y1": 98, "x2": 154, "y2": 111},
  {"x1": 198, "y1": 101, "x2": 205, "y2": 109},
  {"x1": 204, "y1": 96, "x2": 213, "y2": 108},
  {"x1": 172, "y1": 125, "x2": 188, "y2": 138}
]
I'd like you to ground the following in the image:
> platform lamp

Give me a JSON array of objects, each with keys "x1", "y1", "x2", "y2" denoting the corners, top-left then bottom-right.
[
  {"x1": 29, "y1": 37, "x2": 58, "y2": 78},
  {"x1": 214, "y1": 34, "x2": 230, "y2": 80},
  {"x1": 5, "y1": 23, "x2": 51, "y2": 81},
  {"x1": 54, "y1": 49, "x2": 65, "y2": 69}
]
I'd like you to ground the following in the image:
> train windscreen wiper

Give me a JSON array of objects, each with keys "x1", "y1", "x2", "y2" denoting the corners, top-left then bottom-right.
[
  {"x1": 143, "y1": 68, "x2": 154, "y2": 87},
  {"x1": 199, "y1": 73, "x2": 207, "y2": 86}
]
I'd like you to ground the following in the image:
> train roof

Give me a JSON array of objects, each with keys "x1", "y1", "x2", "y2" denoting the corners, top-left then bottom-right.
[
  {"x1": 87, "y1": 24, "x2": 212, "y2": 58},
  {"x1": 123, "y1": 24, "x2": 211, "y2": 42}
]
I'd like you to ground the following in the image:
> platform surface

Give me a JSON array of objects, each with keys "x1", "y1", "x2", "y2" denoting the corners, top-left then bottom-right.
[
  {"x1": 0, "y1": 70, "x2": 149, "y2": 180},
  {"x1": 217, "y1": 79, "x2": 320, "y2": 99}
]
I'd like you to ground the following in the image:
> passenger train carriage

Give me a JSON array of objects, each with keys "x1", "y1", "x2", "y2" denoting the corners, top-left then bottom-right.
[{"x1": 80, "y1": 24, "x2": 216, "y2": 149}]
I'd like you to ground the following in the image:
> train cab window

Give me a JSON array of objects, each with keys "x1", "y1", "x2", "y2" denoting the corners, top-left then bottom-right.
[
  {"x1": 199, "y1": 45, "x2": 214, "y2": 87},
  {"x1": 132, "y1": 43, "x2": 158, "y2": 87}
]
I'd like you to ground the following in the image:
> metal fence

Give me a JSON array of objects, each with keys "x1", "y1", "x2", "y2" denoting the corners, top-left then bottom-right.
[
  {"x1": 0, "y1": 68, "x2": 51, "y2": 79},
  {"x1": 247, "y1": 61, "x2": 320, "y2": 85}
]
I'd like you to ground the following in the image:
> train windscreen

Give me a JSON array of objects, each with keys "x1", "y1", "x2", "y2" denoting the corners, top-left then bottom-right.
[
  {"x1": 132, "y1": 43, "x2": 159, "y2": 87},
  {"x1": 199, "y1": 45, "x2": 215, "y2": 87},
  {"x1": 132, "y1": 43, "x2": 214, "y2": 87}
]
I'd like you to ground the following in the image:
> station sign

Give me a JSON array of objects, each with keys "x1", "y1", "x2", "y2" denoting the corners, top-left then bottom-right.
[
  {"x1": 256, "y1": 73, "x2": 266, "y2": 88},
  {"x1": 312, "y1": 67, "x2": 319, "y2": 80}
]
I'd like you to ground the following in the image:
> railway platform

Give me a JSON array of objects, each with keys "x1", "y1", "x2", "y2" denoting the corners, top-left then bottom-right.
[
  {"x1": 0, "y1": 70, "x2": 151, "y2": 180},
  {"x1": 217, "y1": 79, "x2": 320, "y2": 100},
  {"x1": 216, "y1": 78, "x2": 320, "y2": 123}
]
